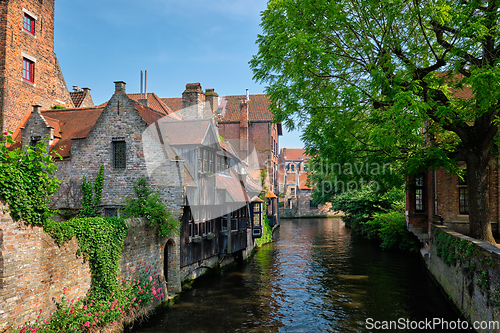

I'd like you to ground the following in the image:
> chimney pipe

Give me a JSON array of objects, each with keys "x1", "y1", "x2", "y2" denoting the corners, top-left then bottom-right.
[
  {"x1": 145, "y1": 70, "x2": 148, "y2": 99},
  {"x1": 246, "y1": 89, "x2": 250, "y2": 102},
  {"x1": 140, "y1": 71, "x2": 143, "y2": 100}
]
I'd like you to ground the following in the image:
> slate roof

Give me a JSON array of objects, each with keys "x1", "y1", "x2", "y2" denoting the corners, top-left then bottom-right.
[{"x1": 128, "y1": 93, "x2": 173, "y2": 115}]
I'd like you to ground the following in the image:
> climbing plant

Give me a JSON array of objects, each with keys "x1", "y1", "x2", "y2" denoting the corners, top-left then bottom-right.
[
  {"x1": 44, "y1": 216, "x2": 128, "y2": 298},
  {"x1": 78, "y1": 165, "x2": 104, "y2": 217},
  {"x1": 123, "y1": 176, "x2": 180, "y2": 238},
  {"x1": 0, "y1": 132, "x2": 59, "y2": 225}
]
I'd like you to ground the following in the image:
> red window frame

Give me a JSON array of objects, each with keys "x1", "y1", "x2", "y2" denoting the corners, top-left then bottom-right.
[
  {"x1": 23, "y1": 14, "x2": 35, "y2": 35},
  {"x1": 23, "y1": 58, "x2": 34, "y2": 83}
]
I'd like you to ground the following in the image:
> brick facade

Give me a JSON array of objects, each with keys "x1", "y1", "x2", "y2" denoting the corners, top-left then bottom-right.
[
  {"x1": 406, "y1": 163, "x2": 500, "y2": 238},
  {"x1": 0, "y1": 0, "x2": 73, "y2": 133},
  {"x1": 0, "y1": 202, "x2": 180, "y2": 331}
]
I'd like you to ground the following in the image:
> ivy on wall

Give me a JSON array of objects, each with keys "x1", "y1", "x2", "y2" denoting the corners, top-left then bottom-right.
[
  {"x1": 123, "y1": 176, "x2": 180, "y2": 238},
  {"x1": 0, "y1": 132, "x2": 60, "y2": 225}
]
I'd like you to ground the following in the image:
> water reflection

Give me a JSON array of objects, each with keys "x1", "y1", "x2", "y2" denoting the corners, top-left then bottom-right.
[{"x1": 134, "y1": 218, "x2": 471, "y2": 332}]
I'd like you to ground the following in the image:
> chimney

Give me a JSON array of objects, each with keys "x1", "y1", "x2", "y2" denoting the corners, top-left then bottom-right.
[
  {"x1": 205, "y1": 88, "x2": 219, "y2": 126},
  {"x1": 182, "y1": 83, "x2": 205, "y2": 119},
  {"x1": 82, "y1": 87, "x2": 91, "y2": 93},
  {"x1": 239, "y1": 99, "x2": 249, "y2": 159},
  {"x1": 32, "y1": 104, "x2": 42, "y2": 113},
  {"x1": 73, "y1": 86, "x2": 80, "y2": 92},
  {"x1": 114, "y1": 81, "x2": 126, "y2": 94},
  {"x1": 138, "y1": 98, "x2": 149, "y2": 107}
]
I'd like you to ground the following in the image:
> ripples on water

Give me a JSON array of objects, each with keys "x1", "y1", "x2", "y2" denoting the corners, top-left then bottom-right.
[{"x1": 133, "y1": 218, "x2": 472, "y2": 333}]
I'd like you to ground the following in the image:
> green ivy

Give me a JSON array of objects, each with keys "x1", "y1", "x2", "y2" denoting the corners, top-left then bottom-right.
[
  {"x1": 0, "y1": 132, "x2": 60, "y2": 225},
  {"x1": 256, "y1": 169, "x2": 273, "y2": 247},
  {"x1": 44, "y1": 217, "x2": 128, "y2": 297},
  {"x1": 78, "y1": 165, "x2": 104, "y2": 218},
  {"x1": 123, "y1": 176, "x2": 180, "y2": 238}
]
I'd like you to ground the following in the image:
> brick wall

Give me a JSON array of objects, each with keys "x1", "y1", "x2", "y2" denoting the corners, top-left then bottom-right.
[
  {"x1": 0, "y1": 202, "x2": 91, "y2": 331},
  {"x1": 0, "y1": 0, "x2": 73, "y2": 133},
  {"x1": 0, "y1": 203, "x2": 181, "y2": 331}
]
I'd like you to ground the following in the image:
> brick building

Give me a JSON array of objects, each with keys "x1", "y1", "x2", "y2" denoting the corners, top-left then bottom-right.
[
  {"x1": 406, "y1": 164, "x2": 500, "y2": 243},
  {"x1": 279, "y1": 148, "x2": 330, "y2": 217},
  {"x1": 0, "y1": 0, "x2": 75, "y2": 133},
  {"x1": 163, "y1": 89, "x2": 283, "y2": 226}
]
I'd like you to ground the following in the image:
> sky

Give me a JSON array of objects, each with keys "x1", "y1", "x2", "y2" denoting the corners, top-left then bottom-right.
[{"x1": 53, "y1": 0, "x2": 304, "y2": 149}]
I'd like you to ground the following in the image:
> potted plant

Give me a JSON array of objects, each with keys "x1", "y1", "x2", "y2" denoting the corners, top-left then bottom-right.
[
  {"x1": 206, "y1": 232, "x2": 215, "y2": 240},
  {"x1": 190, "y1": 235, "x2": 202, "y2": 243}
]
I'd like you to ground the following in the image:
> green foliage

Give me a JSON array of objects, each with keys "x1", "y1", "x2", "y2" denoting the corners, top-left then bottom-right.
[
  {"x1": 14, "y1": 265, "x2": 165, "y2": 333},
  {"x1": 331, "y1": 186, "x2": 417, "y2": 251},
  {"x1": 0, "y1": 132, "x2": 60, "y2": 225},
  {"x1": 251, "y1": 0, "x2": 500, "y2": 242},
  {"x1": 50, "y1": 104, "x2": 66, "y2": 109},
  {"x1": 78, "y1": 165, "x2": 104, "y2": 218},
  {"x1": 331, "y1": 186, "x2": 404, "y2": 231},
  {"x1": 44, "y1": 217, "x2": 128, "y2": 297},
  {"x1": 256, "y1": 213, "x2": 272, "y2": 247},
  {"x1": 362, "y1": 211, "x2": 419, "y2": 251},
  {"x1": 124, "y1": 176, "x2": 180, "y2": 238}
]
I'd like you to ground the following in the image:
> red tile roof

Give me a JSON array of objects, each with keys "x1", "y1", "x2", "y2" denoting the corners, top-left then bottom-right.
[
  {"x1": 41, "y1": 107, "x2": 105, "y2": 158},
  {"x1": 218, "y1": 94, "x2": 272, "y2": 122},
  {"x1": 128, "y1": 93, "x2": 173, "y2": 115},
  {"x1": 162, "y1": 94, "x2": 273, "y2": 122},
  {"x1": 69, "y1": 90, "x2": 94, "y2": 108},
  {"x1": 161, "y1": 97, "x2": 183, "y2": 113},
  {"x1": 283, "y1": 148, "x2": 307, "y2": 161},
  {"x1": 216, "y1": 168, "x2": 249, "y2": 202},
  {"x1": 130, "y1": 100, "x2": 167, "y2": 126}
]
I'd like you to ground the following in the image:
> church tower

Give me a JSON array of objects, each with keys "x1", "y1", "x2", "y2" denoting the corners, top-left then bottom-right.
[{"x1": 0, "y1": 0, "x2": 73, "y2": 132}]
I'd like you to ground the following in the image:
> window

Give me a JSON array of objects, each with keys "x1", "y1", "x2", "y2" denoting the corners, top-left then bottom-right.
[
  {"x1": 290, "y1": 187, "x2": 296, "y2": 196},
  {"x1": 459, "y1": 174, "x2": 468, "y2": 214},
  {"x1": 415, "y1": 174, "x2": 425, "y2": 212},
  {"x1": 291, "y1": 164, "x2": 295, "y2": 171},
  {"x1": 29, "y1": 135, "x2": 41, "y2": 147},
  {"x1": 23, "y1": 13, "x2": 35, "y2": 35},
  {"x1": 23, "y1": 58, "x2": 34, "y2": 82},
  {"x1": 112, "y1": 138, "x2": 126, "y2": 169}
]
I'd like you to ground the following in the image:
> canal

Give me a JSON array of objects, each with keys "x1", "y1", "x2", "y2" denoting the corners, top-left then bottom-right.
[{"x1": 134, "y1": 218, "x2": 471, "y2": 332}]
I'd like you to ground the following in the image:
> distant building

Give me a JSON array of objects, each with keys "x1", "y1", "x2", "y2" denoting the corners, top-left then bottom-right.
[{"x1": 279, "y1": 148, "x2": 331, "y2": 217}]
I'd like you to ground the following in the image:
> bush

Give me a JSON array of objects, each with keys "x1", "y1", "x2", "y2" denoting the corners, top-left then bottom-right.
[
  {"x1": 123, "y1": 177, "x2": 180, "y2": 238},
  {"x1": 362, "y1": 211, "x2": 419, "y2": 251}
]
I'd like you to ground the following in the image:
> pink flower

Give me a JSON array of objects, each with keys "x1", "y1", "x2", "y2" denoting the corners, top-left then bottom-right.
[
  {"x1": 83, "y1": 321, "x2": 90, "y2": 327},
  {"x1": 113, "y1": 321, "x2": 117, "y2": 326},
  {"x1": 148, "y1": 276, "x2": 152, "y2": 281}
]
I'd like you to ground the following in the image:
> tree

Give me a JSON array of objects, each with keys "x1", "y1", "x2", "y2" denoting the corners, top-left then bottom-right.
[{"x1": 251, "y1": 0, "x2": 500, "y2": 243}]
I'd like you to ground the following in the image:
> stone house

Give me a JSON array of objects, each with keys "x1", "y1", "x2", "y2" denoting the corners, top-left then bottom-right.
[{"x1": 14, "y1": 80, "x2": 265, "y2": 290}]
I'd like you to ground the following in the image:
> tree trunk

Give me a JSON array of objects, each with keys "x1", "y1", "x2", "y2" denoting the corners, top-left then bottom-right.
[{"x1": 466, "y1": 152, "x2": 496, "y2": 244}]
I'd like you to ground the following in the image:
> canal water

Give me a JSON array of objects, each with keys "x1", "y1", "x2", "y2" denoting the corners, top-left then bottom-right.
[{"x1": 134, "y1": 218, "x2": 471, "y2": 332}]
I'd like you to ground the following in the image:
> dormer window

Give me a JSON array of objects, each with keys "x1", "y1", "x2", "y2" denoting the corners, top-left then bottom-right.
[{"x1": 23, "y1": 13, "x2": 35, "y2": 35}]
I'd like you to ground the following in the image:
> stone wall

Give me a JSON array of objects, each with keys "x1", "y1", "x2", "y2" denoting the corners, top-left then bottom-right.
[
  {"x1": 428, "y1": 225, "x2": 500, "y2": 332},
  {"x1": 0, "y1": 202, "x2": 181, "y2": 331}
]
